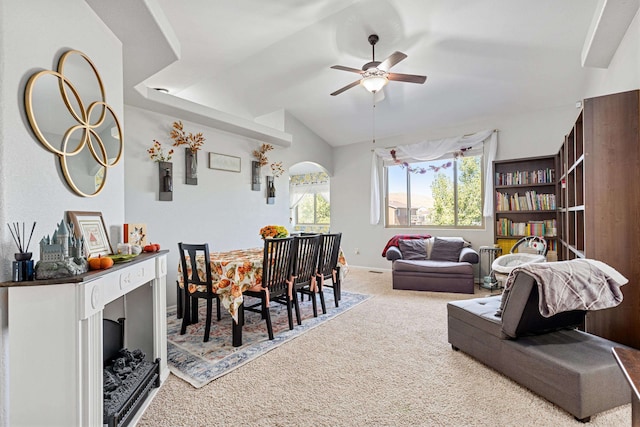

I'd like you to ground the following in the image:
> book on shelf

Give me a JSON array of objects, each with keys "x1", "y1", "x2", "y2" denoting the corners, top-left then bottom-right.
[
  {"x1": 495, "y1": 168, "x2": 555, "y2": 186},
  {"x1": 495, "y1": 190, "x2": 556, "y2": 211},
  {"x1": 496, "y1": 218, "x2": 557, "y2": 237}
]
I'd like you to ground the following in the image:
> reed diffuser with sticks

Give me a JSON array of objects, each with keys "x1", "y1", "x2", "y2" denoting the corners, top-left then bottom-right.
[{"x1": 7, "y1": 221, "x2": 36, "y2": 261}]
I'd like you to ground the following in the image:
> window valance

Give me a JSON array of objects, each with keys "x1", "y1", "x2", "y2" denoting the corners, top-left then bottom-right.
[{"x1": 370, "y1": 129, "x2": 498, "y2": 224}]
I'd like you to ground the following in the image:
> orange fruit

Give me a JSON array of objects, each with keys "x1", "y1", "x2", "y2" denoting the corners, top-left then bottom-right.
[
  {"x1": 100, "y1": 257, "x2": 114, "y2": 269},
  {"x1": 88, "y1": 257, "x2": 101, "y2": 270}
]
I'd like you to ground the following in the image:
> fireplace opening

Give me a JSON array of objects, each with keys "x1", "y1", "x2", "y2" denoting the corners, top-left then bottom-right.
[{"x1": 103, "y1": 318, "x2": 160, "y2": 427}]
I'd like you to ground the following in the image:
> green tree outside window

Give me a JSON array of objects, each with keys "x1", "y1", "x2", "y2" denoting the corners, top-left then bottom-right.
[
  {"x1": 296, "y1": 193, "x2": 330, "y2": 225},
  {"x1": 386, "y1": 155, "x2": 483, "y2": 228}
]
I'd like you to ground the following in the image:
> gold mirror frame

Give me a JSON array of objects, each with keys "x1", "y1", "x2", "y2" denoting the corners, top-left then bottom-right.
[{"x1": 24, "y1": 50, "x2": 123, "y2": 197}]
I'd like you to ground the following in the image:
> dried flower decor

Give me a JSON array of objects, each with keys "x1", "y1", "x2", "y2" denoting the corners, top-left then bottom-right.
[
  {"x1": 169, "y1": 120, "x2": 205, "y2": 153},
  {"x1": 252, "y1": 143, "x2": 273, "y2": 166},
  {"x1": 253, "y1": 144, "x2": 285, "y2": 178},
  {"x1": 270, "y1": 161, "x2": 284, "y2": 178},
  {"x1": 390, "y1": 146, "x2": 471, "y2": 174},
  {"x1": 147, "y1": 140, "x2": 174, "y2": 162}
]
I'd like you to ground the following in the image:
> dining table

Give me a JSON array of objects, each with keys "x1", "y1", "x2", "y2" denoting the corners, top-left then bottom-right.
[
  {"x1": 178, "y1": 247, "x2": 264, "y2": 347},
  {"x1": 178, "y1": 245, "x2": 349, "y2": 347}
]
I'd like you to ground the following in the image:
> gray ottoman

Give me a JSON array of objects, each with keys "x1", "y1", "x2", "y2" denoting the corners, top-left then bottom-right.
[{"x1": 447, "y1": 272, "x2": 631, "y2": 421}]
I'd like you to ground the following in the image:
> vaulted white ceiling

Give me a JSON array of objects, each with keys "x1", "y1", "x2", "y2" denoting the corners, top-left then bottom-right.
[{"x1": 88, "y1": 0, "x2": 639, "y2": 147}]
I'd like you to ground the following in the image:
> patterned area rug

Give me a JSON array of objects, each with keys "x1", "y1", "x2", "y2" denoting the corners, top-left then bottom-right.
[{"x1": 167, "y1": 289, "x2": 370, "y2": 388}]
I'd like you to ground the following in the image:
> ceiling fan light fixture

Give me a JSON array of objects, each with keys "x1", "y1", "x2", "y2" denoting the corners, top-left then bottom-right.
[
  {"x1": 361, "y1": 69, "x2": 389, "y2": 93},
  {"x1": 330, "y1": 34, "x2": 425, "y2": 96},
  {"x1": 362, "y1": 75, "x2": 388, "y2": 93}
]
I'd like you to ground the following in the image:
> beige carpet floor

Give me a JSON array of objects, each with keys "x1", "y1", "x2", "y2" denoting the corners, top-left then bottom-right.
[{"x1": 138, "y1": 268, "x2": 631, "y2": 426}]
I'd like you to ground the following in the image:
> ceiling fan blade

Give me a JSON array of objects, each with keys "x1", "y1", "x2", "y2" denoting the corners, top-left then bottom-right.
[
  {"x1": 378, "y1": 51, "x2": 407, "y2": 71},
  {"x1": 330, "y1": 80, "x2": 361, "y2": 96},
  {"x1": 330, "y1": 65, "x2": 363, "y2": 74},
  {"x1": 388, "y1": 73, "x2": 427, "y2": 84}
]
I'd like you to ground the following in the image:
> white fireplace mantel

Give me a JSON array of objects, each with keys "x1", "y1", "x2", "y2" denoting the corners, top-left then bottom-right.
[{"x1": 3, "y1": 251, "x2": 169, "y2": 426}]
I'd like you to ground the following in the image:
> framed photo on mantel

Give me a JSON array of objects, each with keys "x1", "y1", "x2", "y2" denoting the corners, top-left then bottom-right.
[
  {"x1": 67, "y1": 211, "x2": 113, "y2": 257},
  {"x1": 123, "y1": 223, "x2": 147, "y2": 247}
]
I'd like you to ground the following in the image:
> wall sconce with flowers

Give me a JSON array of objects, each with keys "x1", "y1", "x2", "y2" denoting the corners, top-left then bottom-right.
[
  {"x1": 170, "y1": 120, "x2": 205, "y2": 185},
  {"x1": 147, "y1": 140, "x2": 174, "y2": 201},
  {"x1": 252, "y1": 143, "x2": 272, "y2": 191},
  {"x1": 266, "y1": 161, "x2": 284, "y2": 204},
  {"x1": 252, "y1": 144, "x2": 284, "y2": 204}
]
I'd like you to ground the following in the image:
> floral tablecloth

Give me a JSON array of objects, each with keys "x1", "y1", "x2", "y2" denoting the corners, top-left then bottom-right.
[
  {"x1": 178, "y1": 247, "x2": 264, "y2": 322},
  {"x1": 178, "y1": 246, "x2": 349, "y2": 323}
]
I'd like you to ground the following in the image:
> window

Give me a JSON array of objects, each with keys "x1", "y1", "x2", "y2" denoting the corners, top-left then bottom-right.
[
  {"x1": 290, "y1": 171, "x2": 330, "y2": 233},
  {"x1": 296, "y1": 193, "x2": 330, "y2": 225},
  {"x1": 386, "y1": 155, "x2": 483, "y2": 228}
]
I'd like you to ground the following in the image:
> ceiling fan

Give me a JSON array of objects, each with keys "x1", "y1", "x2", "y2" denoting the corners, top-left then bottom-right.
[{"x1": 330, "y1": 34, "x2": 427, "y2": 96}]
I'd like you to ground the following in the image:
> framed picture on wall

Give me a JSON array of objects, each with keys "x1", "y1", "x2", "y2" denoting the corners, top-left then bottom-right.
[
  {"x1": 208, "y1": 152, "x2": 241, "y2": 172},
  {"x1": 67, "y1": 211, "x2": 113, "y2": 257}
]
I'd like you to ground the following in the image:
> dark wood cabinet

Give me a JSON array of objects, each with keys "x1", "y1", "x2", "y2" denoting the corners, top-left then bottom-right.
[
  {"x1": 558, "y1": 89, "x2": 640, "y2": 349},
  {"x1": 557, "y1": 111, "x2": 585, "y2": 259}
]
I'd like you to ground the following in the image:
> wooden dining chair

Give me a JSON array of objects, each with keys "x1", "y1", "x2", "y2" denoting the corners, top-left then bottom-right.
[
  {"x1": 178, "y1": 242, "x2": 221, "y2": 342},
  {"x1": 292, "y1": 234, "x2": 323, "y2": 319},
  {"x1": 243, "y1": 237, "x2": 297, "y2": 340},
  {"x1": 316, "y1": 232, "x2": 343, "y2": 307},
  {"x1": 176, "y1": 280, "x2": 184, "y2": 319}
]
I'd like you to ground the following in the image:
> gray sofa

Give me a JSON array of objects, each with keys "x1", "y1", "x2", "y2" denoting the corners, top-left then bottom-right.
[
  {"x1": 385, "y1": 237, "x2": 479, "y2": 293},
  {"x1": 447, "y1": 271, "x2": 631, "y2": 422}
]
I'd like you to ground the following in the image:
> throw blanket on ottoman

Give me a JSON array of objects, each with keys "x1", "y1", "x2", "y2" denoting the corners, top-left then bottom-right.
[{"x1": 496, "y1": 259, "x2": 627, "y2": 317}]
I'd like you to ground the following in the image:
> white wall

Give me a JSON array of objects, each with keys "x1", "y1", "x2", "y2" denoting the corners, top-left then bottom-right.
[
  {"x1": 1, "y1": 0, "x2": 125, "y2": 273},
  {"x1": 582, "y1": 7, "x2": 640, "y2": 98},
  {"x1": 0, "y1": 0, "x2": 124, "y2": 424},
  {"x1": 124, "y1": 107, "x2": 333, "y2": 307},
  {"x1": 283, "y1": 111, "x2": 334, "y2": 176}
]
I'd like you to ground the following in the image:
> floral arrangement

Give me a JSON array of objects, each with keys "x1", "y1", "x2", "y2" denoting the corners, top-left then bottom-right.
[
  {"x1": 253, "y1": 144, "x2": 286, "y2": 178},
  {"x1": 253, "y1": 143, "x2": 274, "y2": 166},
  {"x1": 169, "y1": 120, "x2": 205, "y2": 153},
  {"x1": 259, "y1": 225, "x2": 289, "y2": 239},
  {"x1": 147, "y1": 140, "x2": 174, "y2": 162},
  {"x1": 270, "y1": 161, "x2": 284, "y2": 178}
]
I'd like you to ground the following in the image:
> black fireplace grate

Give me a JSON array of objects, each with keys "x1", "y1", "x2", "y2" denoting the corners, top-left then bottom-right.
[
  {"x1": 103, "y1": 318, "x2": 160, "y2": 427},
  {"x1": 104, "y1": 357, "x2": 160, "y2": 427}
]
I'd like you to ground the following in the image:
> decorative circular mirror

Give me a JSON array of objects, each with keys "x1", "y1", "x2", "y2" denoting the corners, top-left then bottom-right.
[{"x1": 24, "y1": 50, "x2": 123, "y2": 197}]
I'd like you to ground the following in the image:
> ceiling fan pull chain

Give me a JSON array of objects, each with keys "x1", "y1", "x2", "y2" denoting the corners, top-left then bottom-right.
[{"x1": 372, "y1": 94, "x2": 376, "y2": 144}]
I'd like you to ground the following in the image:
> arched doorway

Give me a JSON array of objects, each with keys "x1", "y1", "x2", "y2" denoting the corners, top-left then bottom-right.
[{"x1": 289, "y1": 161, "x2": 330, "y2": 233}]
